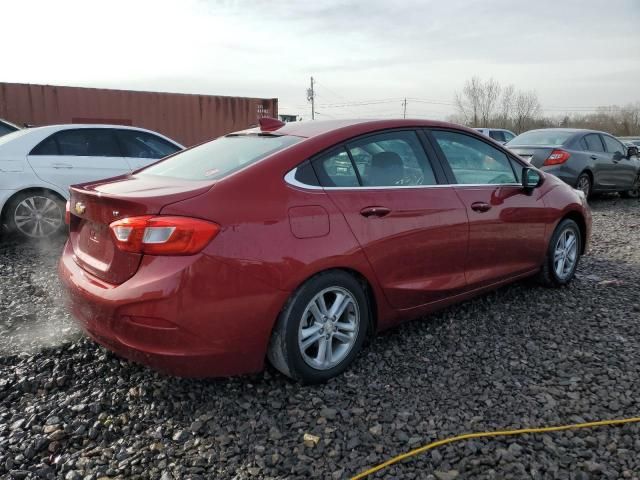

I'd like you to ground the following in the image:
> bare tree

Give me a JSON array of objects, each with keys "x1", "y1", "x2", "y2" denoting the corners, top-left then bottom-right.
[
  {"x1": 455, "y1": 77, "x2": 504, "y2": 127},
  {"x1": 513, "y1": 90, "x2": 541, "y2": 133},
  {"x1": 499, "y1": 84, "x2": 515, "y2": 127}
]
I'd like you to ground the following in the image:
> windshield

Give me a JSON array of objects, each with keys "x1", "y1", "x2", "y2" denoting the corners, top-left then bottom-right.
[
  {"x1": 140, "y1": 134, "x2": 301, "y2": 180},
  {"x1": 508, "y1": 130, "x2": 573, "y2": 147}
]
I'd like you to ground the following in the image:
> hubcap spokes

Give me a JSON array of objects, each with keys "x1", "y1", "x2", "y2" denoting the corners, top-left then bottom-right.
[
  {"x1": 577, "y1": 177, "x2": 590, "y2": 196},
  {"x1": 554, "y1": 229, "x2": 578, "y2": 279},
  {"x1": 298, "y1": 287, "x2": 359, "y2": 370},
  {"x1": 15, "y1": 196, "x2": 62, "y2": 238}
]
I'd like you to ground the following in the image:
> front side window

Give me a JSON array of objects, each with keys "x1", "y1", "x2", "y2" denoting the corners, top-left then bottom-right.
[
  {"x1": 431, "y1": 130, "x2": 517, "y2": 185},
  {"x1": 141, "y1": 134, "x2": 301, "y2": 181},
  {"x1": 117, "y1": 130, "x2": 180, "y2": 159},
  {"x1": 583, "y1": 134, "x2": 604, "y2": 152},
  {"x1": 602, "y1": 135, "x2": 625, "y2": 155},
  {"x1": 347, "y1": 131, "x2": 436, "y2": 187},
  {"x1": 39, "y1": 129, "x2": 122, "y2": 157}
]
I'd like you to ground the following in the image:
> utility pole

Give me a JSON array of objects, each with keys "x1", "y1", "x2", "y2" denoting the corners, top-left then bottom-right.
[
  {"x1": 307, "y1": 76, "x2": 315, "y2": 120},
  {"x1": 402, "y1": 98, "x2": 407, "y2": 119}
]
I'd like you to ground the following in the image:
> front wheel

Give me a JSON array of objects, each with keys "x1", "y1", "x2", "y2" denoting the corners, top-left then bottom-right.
[
  {"x1": 267, "y1": 271, "x2": 369, "y2": 384},
  {"x1": 537, "y1": 219, "x2": 582, "y2": 287}
]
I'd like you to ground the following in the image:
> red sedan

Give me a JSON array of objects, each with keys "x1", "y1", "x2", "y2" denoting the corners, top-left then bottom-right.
[{"x1": 59, "y1": 118, "x2": 591, "y2": 383}]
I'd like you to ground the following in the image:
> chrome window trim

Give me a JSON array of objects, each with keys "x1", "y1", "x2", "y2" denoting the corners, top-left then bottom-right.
[{"x1": 284, "y1": 168, "x2": 522, "y2": 191}]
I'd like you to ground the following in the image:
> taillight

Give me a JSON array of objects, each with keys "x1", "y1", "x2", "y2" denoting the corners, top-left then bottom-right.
[
  {"x1": 65, "y1": 200, "x2": 70, "y2": 225},
  {"x1": 543, "y1": 149, "x2": 571, "y2": 166},
  {"x1": 109, "y1": 216, "x2": 219, "y2": 255}
]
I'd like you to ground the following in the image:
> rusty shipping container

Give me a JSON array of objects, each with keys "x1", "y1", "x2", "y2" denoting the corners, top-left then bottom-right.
[{"x1": 0, "y1": 82, "x2": 278, "y2": 146}]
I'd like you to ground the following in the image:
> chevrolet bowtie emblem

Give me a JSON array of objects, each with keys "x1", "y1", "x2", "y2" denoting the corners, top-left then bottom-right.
[{"x1": 75, "y1": 202, "x2": 86, "y2": 215}]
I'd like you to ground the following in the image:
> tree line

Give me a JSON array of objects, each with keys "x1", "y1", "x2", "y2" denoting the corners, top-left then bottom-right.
[{"x1": 451, "y1": 76, "x2": 640, "y2": 136}]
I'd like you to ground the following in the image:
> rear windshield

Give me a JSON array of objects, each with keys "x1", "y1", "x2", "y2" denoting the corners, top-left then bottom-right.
[
  {"x1": 140, "y1": 134, "x2": 301, "y2": 180},
  {"x1": 508, "y1": 130, "x2": 573, "y2": 147}
]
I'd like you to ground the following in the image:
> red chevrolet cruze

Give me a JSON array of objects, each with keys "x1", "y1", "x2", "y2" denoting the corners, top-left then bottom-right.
[{"x1": 59, "y1": 118, "x2": 591, "y2": 383}]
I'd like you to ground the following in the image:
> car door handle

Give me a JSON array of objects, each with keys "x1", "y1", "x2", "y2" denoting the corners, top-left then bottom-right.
[
  {"x1": 590, "y1": 155, "x2": 598, "y2": 160},
  {"x1": 51, "y1": 163, "x2": 73, "y2": 169},
  {"x1": 471, "y1": 202, "x2": 491, "y2": 213},
  {"x1": 360, "y1": 206, "x2": 391, "y2": 218}
]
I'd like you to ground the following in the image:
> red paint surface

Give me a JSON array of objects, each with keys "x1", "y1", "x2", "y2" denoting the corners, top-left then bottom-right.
[{"x1": 59, "y1": 119, "x2": 591, "y2": 377}]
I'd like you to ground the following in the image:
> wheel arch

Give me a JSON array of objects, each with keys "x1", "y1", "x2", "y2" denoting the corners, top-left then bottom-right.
[{"x1": 561, "y1": 210, "x2": 588, "y2": 254}]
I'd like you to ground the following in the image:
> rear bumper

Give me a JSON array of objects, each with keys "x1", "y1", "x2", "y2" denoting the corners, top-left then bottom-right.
[
  {"x1": 540, "y1": 165, "x2": 577, "y2": 187},
  {"x1": 58, "y1": 241, "x2": 289, "y2": 377}
]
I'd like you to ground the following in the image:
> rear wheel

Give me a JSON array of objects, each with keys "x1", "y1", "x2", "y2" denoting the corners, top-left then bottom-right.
[
  {"x1": 5, "y1": 191, "x2": 65, "y2": 240},
  {"x1": 537, "y1": 219, "x2": 582, "y2": 287},
  {"x1": 575, "y1": 173, "x2": 592, "y2": 198},
  {"x1": 267, "y1": 271, "x2": 369, "y2": 384}
]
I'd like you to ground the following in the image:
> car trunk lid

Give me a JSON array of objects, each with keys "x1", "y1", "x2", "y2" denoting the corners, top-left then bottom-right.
[
  {"x1": 508, "y1": 146, "x2": 556, "y2": 168},
  {"x1": 68, "y1": 174, "x2": 213, "y2": 284}
]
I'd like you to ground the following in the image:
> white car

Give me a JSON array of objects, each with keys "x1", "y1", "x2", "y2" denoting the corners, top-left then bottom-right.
[
  {"x1": 0, "y1": 118, "x2": 20, "y2": 138},
  {"x1": 474, "y1": 128, "x2": 516, "y2": 144},
  {"x1": 0, "y1": 124, "x2": 183, "y2": 239}
]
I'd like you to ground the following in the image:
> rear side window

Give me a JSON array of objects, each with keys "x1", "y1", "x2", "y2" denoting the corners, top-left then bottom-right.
[
  {"x1": 503, "y1": 131, "x2": 515, "y2": 142},
  {"x1": 33, "y1": 129, "x2": 121, "y2": 157},
  {"x1": 602, "y1": 135, "x2": 625, "y2": 155},
  {"x1": 140, "y1": 134, "x2": 301, "y2": 180},
  {"x1": 347, "y1": 131, "x2": 436, "y2": 187},
  {"x1": 30, "y1": 136, "x2": 60, "y2": 155},
  {"x1": 432, "y1": 130, "x2": 517, "y2": 185},
  {"x1": 489, "y1": 130, "x2": 506, "y2": 142},
  {"x1": 313, "y1": 148, "x2": 359, "y2": 187},
  {"x1": 117, "y1": 130, "x2": 180, "y2": 159},
  {"x1": 582, "y1": 134, "x2": 604, "y2": 152}
]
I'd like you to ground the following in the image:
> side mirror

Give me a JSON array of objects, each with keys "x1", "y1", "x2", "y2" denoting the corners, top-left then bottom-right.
[
  {"x1": 627, "y1": 146, "x2": 639, "y2": 158},
  {"x1": 522, "y1": 167, "x2": 542, "y2": 191}
]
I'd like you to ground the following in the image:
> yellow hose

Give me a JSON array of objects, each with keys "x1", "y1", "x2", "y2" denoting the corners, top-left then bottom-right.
[{"x1": 350, "y1": 416, "x2": 640, "y2": 479}]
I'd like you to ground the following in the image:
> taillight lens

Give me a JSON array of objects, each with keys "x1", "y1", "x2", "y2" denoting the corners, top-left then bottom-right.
[
  {"x1": 109, "y1": 216, "x2": 219, "y2": 255},
  {"x1": 65, "y1": 200, "x2": 71, "y2": 225},
  {"x1": 543, "y1": 149, "x2": 571, "y2": 166}
]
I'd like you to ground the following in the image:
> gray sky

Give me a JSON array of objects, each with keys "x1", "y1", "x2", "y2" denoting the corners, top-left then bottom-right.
[{"x1": 3, "y1": 0, "x2": 639, "y2": 120}]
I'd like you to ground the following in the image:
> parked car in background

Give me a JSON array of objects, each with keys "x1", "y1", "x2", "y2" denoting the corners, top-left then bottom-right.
[
  {"x1": 619, "y1": 136, "x2": 640, "y2": 148},
  {"x1": 0, "y1": 118, "x2": 20, "y2": 137},
  {"x1": 474, "y1": 128, "x2": 516, "y2": 144},
  {"x1": 507, "y1": 128, "x2": 640, "y2": 198},
  {"x1": 60, "y1": 118, "x2": 591, "y2": 383},
  {"x1": 0, "y1": 124, "x2": 183, "y2": 239}
]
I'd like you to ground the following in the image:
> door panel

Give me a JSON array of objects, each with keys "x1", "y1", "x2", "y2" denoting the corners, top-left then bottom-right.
[
  {"x1": 327, "y1": 188, "x2": 469, "y2": 308},
  {"x1": 601, "y1": 134, "x2": 636, "y2": 189},
  {"x1": 312, "y1": 130, "x2": 469, "y2": 309},
  {"x1": 429, "y1": 129, "x2": 548, "y2": 287},
  {"x1": 27, "y1": 155, "x2": 131, "y2": 191},
  {"x1": 454, "y1": 185, "x2": 548, "y2": 287}
]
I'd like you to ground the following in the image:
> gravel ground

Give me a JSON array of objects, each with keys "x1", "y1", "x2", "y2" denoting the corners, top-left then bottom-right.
[{"x1": 1, "y1": 196, "x2": 639, "y2": 480}]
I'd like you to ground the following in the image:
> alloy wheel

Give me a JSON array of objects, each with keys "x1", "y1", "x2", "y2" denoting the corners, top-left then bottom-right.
[
  {"x1": 13, "y1": 196, "x2": 63, "y2": 238},
  {"x1": 553, "y1": 228, "x2": 578, "y2": 280},
  {"x1": 576, "y1": 175, "x2": 591, "y2": 197},
  {"x1": 297, "y1": 286, "x2": 360, "y2": 370}
]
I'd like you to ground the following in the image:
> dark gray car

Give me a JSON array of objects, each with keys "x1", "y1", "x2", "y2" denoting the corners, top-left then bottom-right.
[{"x1": 507, "y1": 128, "x2": 640, "y2": 198}]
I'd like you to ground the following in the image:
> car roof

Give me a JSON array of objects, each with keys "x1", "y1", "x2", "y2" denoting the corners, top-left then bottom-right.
[
  {"x1": 5, "y1": 124, "x2": 183, "y2": 147},
  {"x1": 245, "y1": 118, "x2": 472, "y2": 139}
]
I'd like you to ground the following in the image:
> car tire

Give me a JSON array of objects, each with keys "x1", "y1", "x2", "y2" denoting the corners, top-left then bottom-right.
[
  {"x1": 575, "y1": 173, "x2": 592, "y2": 198},
  {"x1": 537, "y1": 218, "x2": 582, "y2": 288},
  {"x1": 267, "y1": 270, "x2": 369, "y2": 384},
  {"x1": 5, "y1": 190, "x2": 66, "y2": 240},
  {"x1": 620, "y1": 187, "x2": 639, "y2": 199}
]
